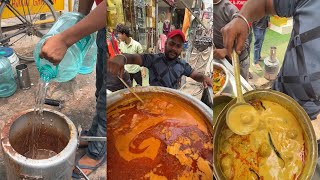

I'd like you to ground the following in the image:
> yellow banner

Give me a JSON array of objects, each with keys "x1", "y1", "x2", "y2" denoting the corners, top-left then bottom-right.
[
  {"x1": 1, "y1": 0, "x2": 64, "y2": 19},
  {"x1": 270, "y1": 15, "x2": 288, "y2": 27},
  {"x1": 106, "y1": 0, "x2": 124, "y2": 29}
]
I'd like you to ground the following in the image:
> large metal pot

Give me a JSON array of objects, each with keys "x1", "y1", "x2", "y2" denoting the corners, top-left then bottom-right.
[
  {"x1": 213, "y1": 89, "x2": 318, "y2": 179},
  {"x1": 1, "y1": 108, "x2": 78, "y2": 180},
  {"x1": 107, "y1": 86, "x2": 213, "y2": 126},
  {"x1": 213, "y1": 93, "x2": 233, "y2": 125},
  {"x1": 107, "y1": 86, "x2": 213, "y2": 178}
]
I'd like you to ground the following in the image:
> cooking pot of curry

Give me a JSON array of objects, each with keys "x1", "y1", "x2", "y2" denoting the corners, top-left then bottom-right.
[
  {"x1": 107, "y1": 86, "x2": 213, "y2": 179},
  {"x1": 213, "y1": 89, "x2": 317, "y2": 180}
]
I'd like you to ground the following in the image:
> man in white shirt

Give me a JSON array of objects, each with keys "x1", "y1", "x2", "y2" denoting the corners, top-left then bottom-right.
[{"x1": 116, "y1": 24, "x2": 146, "y2": 86}]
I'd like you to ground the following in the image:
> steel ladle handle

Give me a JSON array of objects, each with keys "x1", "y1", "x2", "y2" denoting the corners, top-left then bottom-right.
[{"x1": 232, "y1": 51, "x2": 245, "y2": 103}]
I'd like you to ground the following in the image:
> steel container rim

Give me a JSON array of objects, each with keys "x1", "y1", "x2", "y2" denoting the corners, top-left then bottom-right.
[
  {"x1": 107, "y1": 86, "x2": 213, "y2": 126},
  {"x1": 0, "y1": 108, "x2": 78, "y2": 168}
]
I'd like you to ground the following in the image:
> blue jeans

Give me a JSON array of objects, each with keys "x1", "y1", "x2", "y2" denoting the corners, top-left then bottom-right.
[
  {"x1": 253, "y1": 26, "x2": 267, "y2": 64},
  {"x1": 240, "y1": 56, "x2": 250, "y2": 81},
  {"x1": 248, "y1": 28, "x2": 253, "y2": 49},
  {"x1": 86, "y1": 28, "x2": 107, "y2": 160}
]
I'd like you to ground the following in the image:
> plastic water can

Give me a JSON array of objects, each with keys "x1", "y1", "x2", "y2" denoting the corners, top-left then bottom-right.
[
  {"x1": 0, "y1": 53, "x2": 17, "y2": 97},
  {"x1": 33, "y1": 12, "x2": 95, "y2": 82},
  {"x1": 0, "y1": 47, "x2": 20, "y2": 78},
  {"x1": 79, "y1": 36, "x2": 97, "y2": 74}
]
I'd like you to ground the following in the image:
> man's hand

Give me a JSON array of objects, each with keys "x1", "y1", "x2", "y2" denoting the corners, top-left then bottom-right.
[
  {"x1": 141, "y1": 67, "x2": 147, "y2": 78},
  {"x1": 213, "y1": 48, "x2": 228, "y2": 59},
  {"x1": 221, "y1": 17, "x2": 249, "y2": 57},
  {"x1": 107, "y1": 55, "x2": 126, "y2": 78},
  {"x1": 203, "y1": 76, "x2": 212, "y2": 88},
  {"x1": 190, "y1": 71, "x2": 212, "y2": 88},
  {"x1": 39, "y1": 34, "x2": 69, "y2": 66}
]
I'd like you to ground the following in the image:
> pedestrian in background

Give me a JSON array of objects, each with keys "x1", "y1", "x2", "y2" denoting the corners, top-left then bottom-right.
[
  {"x1": 116, "y1": 24, "x2": 146, "y2": 86},
  {"x1": 252, "y1": 16, "x2": 270, "y2": 71}
]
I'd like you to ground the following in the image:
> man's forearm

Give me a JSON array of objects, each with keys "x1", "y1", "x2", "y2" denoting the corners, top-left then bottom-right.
[
  {"x1": 60, "y1": 1, "x2": 106, "y2": 47},
  {"x1": 78, "y1": 0, "x2": 95, "y2": 15},
  {"x1": 240, "y1": 0, "x2": 276, "y2": 23},
  {"x1": 122, "y1": 54, "x2": 143, "y2": 66},
  {"x1": 191, "y1": 72, "x2": 206, "y2": 82}
]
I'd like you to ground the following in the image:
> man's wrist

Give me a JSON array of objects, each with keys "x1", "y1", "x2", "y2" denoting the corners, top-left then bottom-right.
[
  {"x1": 116, "y1": 54, "x2": 128, "y2": 65},
  {"x1": 232, "y1": 13, "x2": 251, "y2": 33},
  {"x1": 59, "y1": 32, "x2": 76, "y2": 48}
]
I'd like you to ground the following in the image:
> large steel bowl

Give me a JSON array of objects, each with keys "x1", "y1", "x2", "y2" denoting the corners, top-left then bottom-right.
[
  {"x1": 213, "y1": 89, "x2": 317, "y2": 179},
  {"x1": 212, "y1": 62, "x2": 230, "y2": 96}
]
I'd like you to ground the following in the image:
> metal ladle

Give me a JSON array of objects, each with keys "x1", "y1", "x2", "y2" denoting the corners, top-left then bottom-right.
[
  {"x1": 226, "y1": 51, "x2": 258, "y2": 135},
  {"x1": 118, "y1": 76, "x2": 144, "y2": 104}
]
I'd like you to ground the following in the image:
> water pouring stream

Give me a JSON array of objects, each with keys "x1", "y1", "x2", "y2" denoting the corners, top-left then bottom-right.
[{"x1": 28, "y1": 76, "x2": 52, "y2": 159}]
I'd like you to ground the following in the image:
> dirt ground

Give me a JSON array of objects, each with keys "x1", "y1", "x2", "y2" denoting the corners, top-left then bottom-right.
[{"x1": 0, "y1": 60, "x2": 106, "y2": 179}]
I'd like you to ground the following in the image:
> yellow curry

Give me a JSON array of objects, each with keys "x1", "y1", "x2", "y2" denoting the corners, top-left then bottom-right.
[
  {"x1": 107, "y1": 93, "x2": 213, "y2": 179},
  {"x1": 219, "y1": 100, "x2": 305, "y2": 179},
  {"x1": 227, "y1": 104, "x2": 259, "y2": 135}
]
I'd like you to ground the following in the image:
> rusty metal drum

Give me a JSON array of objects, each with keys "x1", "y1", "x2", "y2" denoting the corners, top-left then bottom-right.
[{"x1": 1, "y1": 108, "x2": 78, "y2": 180}]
